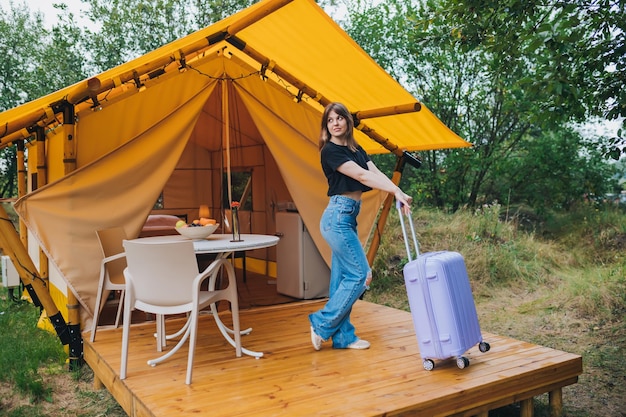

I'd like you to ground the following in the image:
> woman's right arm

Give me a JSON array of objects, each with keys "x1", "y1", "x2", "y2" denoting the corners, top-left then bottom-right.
[{"x1": 337, "y1": 161, "x2": 412, "y2": 212}]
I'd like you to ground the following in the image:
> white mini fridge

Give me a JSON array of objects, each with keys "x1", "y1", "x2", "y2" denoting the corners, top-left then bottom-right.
[{"x1": 276, "y1": 211, "x2": 330, "y2": 299}]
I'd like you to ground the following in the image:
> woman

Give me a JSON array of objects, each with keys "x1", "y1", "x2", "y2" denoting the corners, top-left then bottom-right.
[{"x1": 309, "y1": 102, "x2": 412, "y2": 350}]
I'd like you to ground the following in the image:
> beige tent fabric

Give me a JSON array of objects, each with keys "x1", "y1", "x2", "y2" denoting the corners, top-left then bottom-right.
[{"x1": 14, "y1": 83, "x2": 218, "y2": 323}]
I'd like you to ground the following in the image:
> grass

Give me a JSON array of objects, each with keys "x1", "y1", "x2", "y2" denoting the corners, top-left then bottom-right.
[
  {"x1": 0, "y1": 290, "x2": 126, "y2": 416},
  {"x1": 0, "y1": 294, "x2": 65, "y2": 401},
  {"x1": 0, "y1": 202, "x2": 624, "y2": 416}
]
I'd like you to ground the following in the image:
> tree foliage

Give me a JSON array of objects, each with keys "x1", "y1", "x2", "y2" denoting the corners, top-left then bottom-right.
[
  {"x1": 436, "y1": 0, "x2": 626, "y2": 159},
  {"x1": 81, "y1": 0, "x2": 257, "y2": 73},
  {"x1": 0, "y1": 1, "x2": 88, "y2": 199}
]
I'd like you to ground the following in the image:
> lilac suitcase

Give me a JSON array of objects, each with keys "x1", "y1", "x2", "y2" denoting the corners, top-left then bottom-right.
[{"x1": 398, "y1": 204, "x2": 490, "y2": 370}]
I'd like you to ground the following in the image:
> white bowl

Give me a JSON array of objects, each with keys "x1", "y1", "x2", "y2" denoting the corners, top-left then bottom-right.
[{"x1": 175, "y1": 224, "x2": 219, "y2": 240}]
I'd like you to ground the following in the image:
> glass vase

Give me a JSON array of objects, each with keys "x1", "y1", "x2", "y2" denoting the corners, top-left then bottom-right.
[{"x1": 231, "y1": 207, "x2": 242, "y2": 241}]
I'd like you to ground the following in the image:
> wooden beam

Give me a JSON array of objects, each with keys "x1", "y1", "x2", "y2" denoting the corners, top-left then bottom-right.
[
  {"x1": 226, "y1": 0, "x2": 294, "y2": 36},
  {"x1": 15, "y1": 140, "x2": 27, "y2": 247},
  {"x1": 0, "y1": 127, "x2": 34, "y2": 149},
  {"x1": 30, "y1": 127, "x2": 50, "y2": 291},
  {"x1": 353, "y1": 102, "x2": 421, "y2": 121}
]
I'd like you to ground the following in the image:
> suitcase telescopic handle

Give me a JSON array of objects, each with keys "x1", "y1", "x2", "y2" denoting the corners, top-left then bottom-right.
[{"x1": 396, "y1": 201, "x2": 420, "y2": 261}]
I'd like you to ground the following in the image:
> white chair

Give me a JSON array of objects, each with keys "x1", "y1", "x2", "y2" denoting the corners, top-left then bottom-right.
[
  {"x1": 90, "y1": 227, "x2": 128, "y2": 343},
  {"x1": 120, "y1": 239, "x2": 242, "y2": 385}
]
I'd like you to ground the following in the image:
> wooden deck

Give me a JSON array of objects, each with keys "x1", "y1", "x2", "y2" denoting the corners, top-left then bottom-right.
[{"x1": 84, "y1": 298, "x2": 582, "y2": 417}]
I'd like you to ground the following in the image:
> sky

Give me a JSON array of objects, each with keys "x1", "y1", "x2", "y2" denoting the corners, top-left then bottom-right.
[{"x1": 0, "y1": 0, "x2": 92, "y2": 28}]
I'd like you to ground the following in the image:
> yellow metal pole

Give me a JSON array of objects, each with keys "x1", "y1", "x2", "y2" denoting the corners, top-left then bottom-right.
[
  {"x1": 58, "y1": 101, "x2": 84, "y2": 369},
  {"x1": 34, "y1": 126, "x2": 50, "y2": 290},
  {"x1": 16, "y1": 140, "x2": 27, "y2": 247}
]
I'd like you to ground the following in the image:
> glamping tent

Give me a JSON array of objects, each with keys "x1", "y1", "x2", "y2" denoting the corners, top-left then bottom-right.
[{"x1": 0, "y1": 0, "x2": 469, "y2": 345}]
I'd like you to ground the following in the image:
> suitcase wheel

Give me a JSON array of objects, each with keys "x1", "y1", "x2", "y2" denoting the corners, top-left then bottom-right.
[
  {"x1": 456, "y1": 356, "x2": 470, "y2": 369},
  {"x1": 479, "y1": 341, "x2": 491, "y2": 353},
  {"x1": 422, "y1": 359, "x2": 435, "y2": 371}
]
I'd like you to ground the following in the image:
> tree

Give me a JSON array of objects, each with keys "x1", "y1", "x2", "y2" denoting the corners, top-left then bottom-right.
[
  {"x1": 436, "y1": 0, "x2": 626, "y2": 160},
  {"x1": 495, "y1": 128, "x2": 618, "y2": 212},
  {"x1": 0, "y1": 1, "x2": 88, "y2": 199},
  {"x1": 81, "y1": 0, "x2": 257, "y2": 73},
  {"x1": 194, "y1": 0, "x2": 258, "y2": 28},
  {"x1": 0, "y1": 2, "x2": 49, "y2": 112}
]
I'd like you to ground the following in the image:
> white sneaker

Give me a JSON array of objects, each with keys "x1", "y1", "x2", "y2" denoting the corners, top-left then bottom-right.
[
  {"x1": 311, "y1": 326, "x2": 323, "y2": 351},
  {"x1": 347, "y1": 339, "x2": 370, "y2": 350}
]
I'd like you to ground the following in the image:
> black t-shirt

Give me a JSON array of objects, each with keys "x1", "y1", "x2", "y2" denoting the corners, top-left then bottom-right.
[{"x1": 321, "y1": 142, "x2": 372, "y2": 196}]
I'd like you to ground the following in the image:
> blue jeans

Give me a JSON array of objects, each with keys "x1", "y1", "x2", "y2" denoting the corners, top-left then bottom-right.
[{"x1": 309, "y1": 195, "x2": 370, "y2": 348}]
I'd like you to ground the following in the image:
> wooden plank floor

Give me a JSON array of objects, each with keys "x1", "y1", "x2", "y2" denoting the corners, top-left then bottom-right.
[{"x1": 84, "y1": 297, "x2": 582, "y2": 417}]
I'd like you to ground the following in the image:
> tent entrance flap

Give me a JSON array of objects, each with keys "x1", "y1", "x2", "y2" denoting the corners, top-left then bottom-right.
[{"x1": 13, "y1": 80, "x2": 218, "y2": 326}]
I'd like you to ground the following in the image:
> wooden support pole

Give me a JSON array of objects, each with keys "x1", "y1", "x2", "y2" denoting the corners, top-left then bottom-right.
[
  {"x1": 36, "y1": 125, "x2": 48, "y2": 187},
  {"x1": 549, "y1": 388, "x2": 563, "y2": 417},
  {"x1": 520, "y1": 398, "x2": 534, "y2": 417},
  {"x1": 0, "y1": 204, "x2": 71, "y2": 345},
  {"x1": 366, "y1": 169, "x2": 401, "y2": 266},
  {"x1": 60, "y1": 103, "x2": 77, "y2": 173}
]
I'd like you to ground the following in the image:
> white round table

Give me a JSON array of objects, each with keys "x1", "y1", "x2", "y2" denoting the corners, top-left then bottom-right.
[{"x1": 134, "y1": 233, "x2": 279, "y2": 256}]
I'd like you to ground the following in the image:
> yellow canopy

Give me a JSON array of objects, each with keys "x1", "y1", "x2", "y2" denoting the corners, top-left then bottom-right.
[{"x1": 4, "y1": 0, "x2": 469, "y2": 326}]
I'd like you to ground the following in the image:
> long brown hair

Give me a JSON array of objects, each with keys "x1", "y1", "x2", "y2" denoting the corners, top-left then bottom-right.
[{"x1": 318, "y1": 102, "x2": 358, "y2": 152}]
